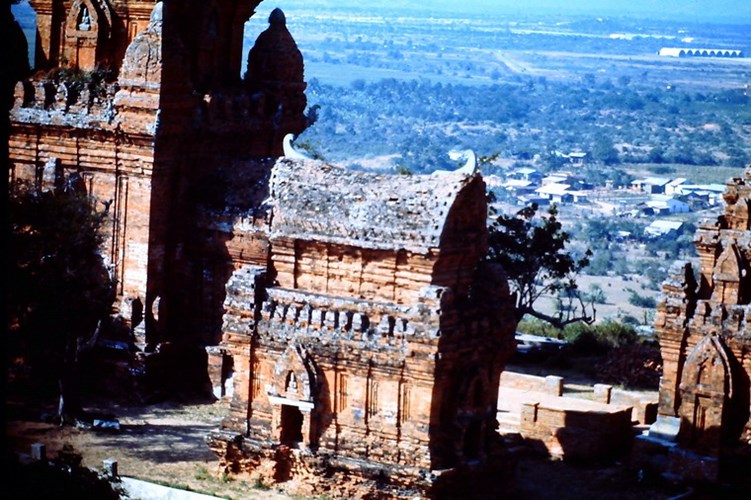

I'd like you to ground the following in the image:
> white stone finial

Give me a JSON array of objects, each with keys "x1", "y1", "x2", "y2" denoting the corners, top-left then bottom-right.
[
  {"x1": 150, "y1": 2, "x2": 163, "y2": 24},
  {"x1": 433, "y1": 149, "x2": 478, "y2": 176},
  {"x1": 282, "y1": 133, "x2": 312, "y2": 160},
  {"x1": 455, "y1": 149, "x2": 477, "y2": 175}
]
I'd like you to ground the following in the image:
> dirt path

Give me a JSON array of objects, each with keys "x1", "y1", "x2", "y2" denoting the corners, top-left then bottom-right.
[
  {"x1": 5, "y1": 393, "x2": 680, "y2": 500},
  {"x1": 5, "y1": 398, "x2": 289, "y2": 499}
]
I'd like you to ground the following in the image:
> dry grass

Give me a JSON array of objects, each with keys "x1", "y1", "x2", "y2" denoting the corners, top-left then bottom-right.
[
  {"x1": 6, "y1": 388, "x2": 682, "y2": 500},
  {"x1": 5, "y1": 398, "x2": 290, "y2": 499},
  {"x1": 534, "y1": 272, "x2": 659, "y2": 327}
]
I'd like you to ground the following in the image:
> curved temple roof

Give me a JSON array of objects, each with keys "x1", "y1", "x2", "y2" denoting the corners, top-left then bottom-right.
[{"x1": 268, "y1": 158, "x2": 485, "y2": 253}]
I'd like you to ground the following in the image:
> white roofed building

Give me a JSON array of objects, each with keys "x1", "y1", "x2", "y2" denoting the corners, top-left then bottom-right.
[
  {"x1": 645, "y1": 220, "x2": 684, "y2": 237},
  {"x1": 631, "y1": 177, "x2": 671, "y2": 194},
  {"x1": 659, "y1": 47, "x2": 744, "y2": 58},
  {"x1": 536, "y1": 183, "x2": 572, "y2": 204},
  {"x1": 646, "y1": 195, "x2": 690, "y2": 214}
]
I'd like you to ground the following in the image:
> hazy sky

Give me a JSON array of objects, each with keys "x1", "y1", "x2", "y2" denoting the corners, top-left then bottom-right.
[
  {"x1": 459, "y1": 0, "x2": 751, "y2": 20},
  {"x1": 426, "y1": 0, "x2": 749, "y2": 13},
  {"x1": 11, "y1": 0, "x2": 751, "y2": 23},
  {"x1": 285, "y1": 0, "x2": 751, "y2": 23}
]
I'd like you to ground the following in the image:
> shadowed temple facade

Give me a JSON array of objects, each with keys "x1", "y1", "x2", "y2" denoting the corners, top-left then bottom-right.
[
  {"x1": 10, "y1": 0, "x2": 308, "y2": 352},
  {"x1": 645, "y1": 166, "x2": 751, "y2": 483},
  {"x1": 9, "y1": 0, "x2": 751, "y2": 495}
]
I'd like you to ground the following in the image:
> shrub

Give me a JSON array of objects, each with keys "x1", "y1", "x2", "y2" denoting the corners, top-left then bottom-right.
[
  {"x1": 620, "y1": 314, "x2": 642, "y2": 326},
  {"x1": 594, "y1": 344, "x2": 662, "y2": 389},
  {"x1": 6, "y1": 445, "x2": 123, "y2": 499},
  {"x1": 627, "y1": 289, "x2": 657, "y2": 308},
  {"x1": 585, "y1": 284, "x2": 607, "y2": 304},
  {"x1": 593, "y1": 320, "x2": 639, "y2": 348},
  {"x1": 194, "y1": 465, "x2": 210, "y2": 481},
  {"x1": 568, "y1": 328, "x2": 606, "y2": 356},
  {"x1": 646, "y1": 165, "x2": 675, "y2": 175},
  {"x1": 518, "y1": 319, "x2": 641, "y2": 359},
  {"x1": 253, "y1": 477, "x2": 271, "y2": 490},
  {"x1": 516, "y1": 318, "x2": 562, "y2": 339},
  {"x1": 561, "y1": 321, "x2": 638, "y2": 356}
]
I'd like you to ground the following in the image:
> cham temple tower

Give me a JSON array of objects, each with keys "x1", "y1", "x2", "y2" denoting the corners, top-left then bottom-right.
[
  {"x1": 643, "y1": 166, "x2": 751, "y2": 483},
  {"x1": 10, "y1": 0, "x2": 309, "y2": 355},
  {"x1": 205, "y1": 159, "x2": 517, "y2": 495},
  {"x1": 9, "y1": 0, "x2": 519, "y2": 494}
]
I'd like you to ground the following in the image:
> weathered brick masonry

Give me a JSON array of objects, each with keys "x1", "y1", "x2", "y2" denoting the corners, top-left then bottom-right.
[
  {"x1": 648, "y1": 166, "x2": 751, "y2": 481},
  {"x1": 205, "y1": 160, "x2": 517, "y2": 493},
  {"x1": 9, "y1": 1, "x2": 518, "y2": 494},
  {"x1": 10, "y1": 1, "x2": 307, "y2": 349}
]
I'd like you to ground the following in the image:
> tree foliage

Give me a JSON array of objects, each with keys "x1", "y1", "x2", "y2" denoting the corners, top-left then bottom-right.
[
  {"x1": 8, "y1": 180, "x2": 115, "y2": 421},
  {"x1": 627, "y1": 289, "x2": 658, "y2": 309},
  {"x1": 298, "y1": 75, "x2": 751, "y2": 172},
  {"x1": 486, "y1": 203, "x2": 593, "y2": 329},
  {"x1": 591, "y1": 135, "x2": 620, "y2": 165},
  {"x1": 7, "y1": 444, "x2": 123, "y2": 499}
]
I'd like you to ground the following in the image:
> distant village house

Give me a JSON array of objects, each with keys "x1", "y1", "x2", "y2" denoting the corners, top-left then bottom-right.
[
  {"x1": 644, "y1": 220, "x2": 683, "y2": 238},
  {"x1": 631, "y1": 177, "x2": 671, "y2": 194}
]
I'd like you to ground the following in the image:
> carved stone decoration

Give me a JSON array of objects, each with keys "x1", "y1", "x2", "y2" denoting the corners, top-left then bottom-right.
[
  {"x1": 649, "y1": 165, "x2": 751, "y2": 482},
  {"x1": 730, "y1": 198, "x2": 751, "y2": 231},
  {"x1": 61, "y1": 0, "x2": 114, "y2": 71},
  {"x1": 9, "y1": 3, "x2": 513, "y2": 494},
  {"x1": 712, "y1": 244, "x2": 747, "y2": 304},
  {"x1": 677, "y1": 335, "x2": 732, "y2": 454},
  {"x1": 207, "y1": 158, "x2": 518, "y2": 495},
  {"x1": 118, "y1": 3, "x2": 164, "y2": 88},
  {"x1": 272, "y1": 344, "x2": 316, "y2": 403},
  {"x1": 246, "y1": 8, "x2": 304, "y2": 87},
  {"x1": 78, "y1": 5, "x2": 91, "y2": 30}
]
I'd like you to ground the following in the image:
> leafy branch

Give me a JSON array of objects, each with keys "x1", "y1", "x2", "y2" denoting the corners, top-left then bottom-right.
[{"x1": 486, "y1": 203, "x2": 594, "y2": 329}]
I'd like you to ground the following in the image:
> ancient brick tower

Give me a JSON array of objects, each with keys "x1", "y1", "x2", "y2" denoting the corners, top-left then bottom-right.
[
  {"x1": 205, "y1": 159, "x2": 517, "y2": 495},
  {"x1": 9, "y1": 1, "x2": 309, "y2": 356},
  {"x1": 649, "y1": 165, "x2": 751, "y2": 481}
]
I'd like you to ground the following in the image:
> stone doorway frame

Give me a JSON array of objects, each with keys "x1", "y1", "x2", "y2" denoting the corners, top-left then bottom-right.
[{"x1": 268, "y1": 395, "x2": 314, "y2": 447}]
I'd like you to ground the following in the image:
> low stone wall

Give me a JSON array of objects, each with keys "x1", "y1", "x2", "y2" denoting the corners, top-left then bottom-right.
[
  {"x1": 498, "y1": 371, "x2": 658, "y2": 462},
  {"x1": 499, "y1": 371, "x2": 563, "y2": 396},
  {"x1": 499, "y1": 371, "x2": 657, "y2": 425},
  {"x1": 593, "y1": 384, "x2": 658, "y2": 426},
  {"x1": 520, "y1": 400, "x2": 633, "y2": 461}
]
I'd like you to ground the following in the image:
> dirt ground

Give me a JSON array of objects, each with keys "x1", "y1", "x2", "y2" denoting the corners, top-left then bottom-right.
[
  {"x1": 534, "y1": 272, "x2": 661, "y2": 328},
  {"x1": 4, "y1": 392, "x2": 697, "y2": 500},
  {"x1": 5, "y1": 397, "x2": 289, "y2": 499}
]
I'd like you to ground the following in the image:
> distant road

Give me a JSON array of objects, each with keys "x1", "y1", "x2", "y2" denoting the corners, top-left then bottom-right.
[{"x1": 495, "y1": 52, "x2": 533, "y2": 75}]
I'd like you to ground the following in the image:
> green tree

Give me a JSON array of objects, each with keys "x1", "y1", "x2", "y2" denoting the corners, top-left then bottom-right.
[
  {"x1": 647, "y1": 146, "x2": 665, "y2": 163},
  {"x1": 627, "y1": 289, "x2": 657, "y2": 309},
  {"x1": 486, "y1": 203, "x2": 594, "y2": 329},
  {"x1": 591, "y1": 135, "x2": 620, "y2": 165},
  {"x1": 8, "y1": 180, "x2": 115, "y2": 423},
  {"x1": 585, "y1": 284, "x2": 607, "y2": 304}
]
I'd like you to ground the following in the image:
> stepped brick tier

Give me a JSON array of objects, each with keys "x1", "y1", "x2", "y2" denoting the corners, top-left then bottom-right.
[
  {"x1": 205, "y1": 159, "x2": 518, "y2": 495},
  {"x1": 648, "y1": 165, "x2": 751, "y2": 482}
]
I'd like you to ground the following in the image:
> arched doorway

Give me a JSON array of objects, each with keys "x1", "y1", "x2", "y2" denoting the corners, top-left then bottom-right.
[
  {"x1": 463, "y1": 420, "x2": 482, "y2": 460},
  {"x1": 678, "y1": 335, "x2": 731, "y2": 454}
]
